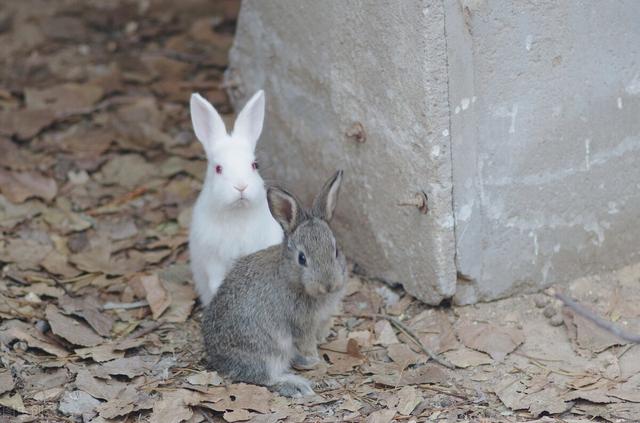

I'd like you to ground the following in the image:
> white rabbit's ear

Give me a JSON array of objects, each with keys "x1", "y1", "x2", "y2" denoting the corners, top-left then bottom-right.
[
  {"x1": 312, "y1": 170, "x2": 344, "y2": 221},
  {"x1": 190, "y1": 93, "x2": 227, "y2": 151},
  {"x1": 267, "y1": 186, "x2": 302, "y2": 234},
  {"x1": 232, "y1": 90, "x2": 265, "y2": 149}
]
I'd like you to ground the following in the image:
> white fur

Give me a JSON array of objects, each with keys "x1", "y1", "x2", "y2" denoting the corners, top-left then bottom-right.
[{"x1": 189, "y1": 90, "x2": 283, "y2": 304}]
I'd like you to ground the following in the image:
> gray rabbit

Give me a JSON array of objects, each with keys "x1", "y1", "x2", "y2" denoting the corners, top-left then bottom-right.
[{"x1": 201, "y1": 171, "x2": 347, "y2": 397}]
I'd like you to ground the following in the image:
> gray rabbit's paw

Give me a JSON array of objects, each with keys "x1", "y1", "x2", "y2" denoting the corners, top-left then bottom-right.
[
  {"x1": 292, "y1": 353, "x2": 321, "y2": 370},
  {"x1": 273, "y1": 374, "x2": 315, "y2": 398}
]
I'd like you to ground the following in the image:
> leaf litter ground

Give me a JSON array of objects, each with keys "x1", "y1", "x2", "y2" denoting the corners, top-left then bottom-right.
[{"x1": 1, "y1": 1, "x2": 640, "y2": 422}]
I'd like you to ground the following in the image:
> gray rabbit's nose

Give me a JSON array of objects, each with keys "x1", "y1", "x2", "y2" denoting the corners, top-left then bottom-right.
[{"x1": 234, "y1": 184, "x2": 248, "y2": 192}]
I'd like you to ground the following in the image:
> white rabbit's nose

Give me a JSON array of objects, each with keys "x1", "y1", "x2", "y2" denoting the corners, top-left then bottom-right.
[{"x1": 234, "y1": 184, "x2": 248, "y2": 193}]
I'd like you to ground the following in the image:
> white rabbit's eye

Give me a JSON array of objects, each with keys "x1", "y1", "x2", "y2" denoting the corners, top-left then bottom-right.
[
  {"x1": 252, "y1": 161, "x2": 259, "y2": 171},
  {"x1": 215, "y1": 165, "x2": 223, "y2": 174},
  {"x1": 298, "y1": 252, "x2": 307, "y2": 266}
]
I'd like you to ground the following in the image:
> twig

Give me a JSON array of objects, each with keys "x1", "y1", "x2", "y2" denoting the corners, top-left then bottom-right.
[
  {"x1": 552, "y1": 289, "x2": 640, "y2": 343},
  {"x1": 360, "y1": 313, "x2": 457, "y2": 369},
  {"x1": 103, "y1": 300, "x2": 149, "y2": 310}
]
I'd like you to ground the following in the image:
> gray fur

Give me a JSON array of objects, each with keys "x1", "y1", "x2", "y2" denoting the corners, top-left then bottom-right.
[{"x1": 201, "y1": 171, "x2": 346, "y2": 397}]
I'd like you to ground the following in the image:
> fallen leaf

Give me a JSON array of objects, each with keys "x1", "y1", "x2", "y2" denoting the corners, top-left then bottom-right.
[
  {"x1": 93, "y1": 355, "x2": 160, "y2": 379},
  {"x1": 443, "y1": 347, "x2": 493, "y2": 368},
  {"x1": 0, "y1": 169, "x2": 58, "y2": 203},
  {"x1": 97, "y1": 385, "x2": 155, "y2": 419},
  {"x1": 58, "y1": 390, "x2": 101, "y2": 418},
  {"x1": 387, "y1": 343, "x2": 426, "y2": 370},
  {"x1": 0, "y1": 195, "x2": 44, "y2": 229},
  {"x1": 396, "y1": 386, "x2": 423, "y2": 416},
  {"x1": 59, "y1": 295, "x2": 113, "y2": 337},
  {"x1": 0, "y1": 108, "x2": 56, "y2": 139},
  {"x1": 141, "y1": 274, "x2": 172, "y2": 319},
  {"x1": 0, "y1": 371, "x2": 15, "y2": 395},
  {"x1": 374, "y1": 320, "x2": 399, "y2": 346},
  {"x1": 25, "y1": 83, "x2": 103, "y2": 115},
  {"x1": 456, "y1": 322, "x2": 524, "y2": 361},
  {"x1": 365, "y1": 408, "x2": 396, "y2": 423},
  {"x1": 149, "y1": 390, "x2": 194, "y2": 423},
  {"x1": 46, "y1": 304, "x2": 104, "y2": 347},
  {"x1": 96, "y1": 153, "x2": 157, "y2": 188},
  {"x1": 0, "y1": 392, "x2": 27, "y2": 414},
  {"x1": 223, "y1": 409, "x2": 252, "y2": 422},
  {"x1": 0, "y1": 237, "x2": 52, "y2": 270},
  {"x1": 0, "y1": 319, "x2": 69, "y2": 357},
  {"x1": 75, "y1": 369, "x2": 127, "y2": 401},
  {"x1": 186, "y1": 371, "x2": 224, "y2": 386}
]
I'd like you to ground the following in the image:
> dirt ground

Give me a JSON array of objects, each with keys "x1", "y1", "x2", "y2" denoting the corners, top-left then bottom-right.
[{"x1": 1, "y1": 1, "x2": 639, "y2": 422}]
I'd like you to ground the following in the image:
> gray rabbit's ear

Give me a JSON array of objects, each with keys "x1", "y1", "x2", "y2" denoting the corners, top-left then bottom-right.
[
  {"x1": 268, "y1": 187, "x2": 302, "y2": 234},
  {"x1": 312, "y1": 170, "x2": 344, "y2": 221}
]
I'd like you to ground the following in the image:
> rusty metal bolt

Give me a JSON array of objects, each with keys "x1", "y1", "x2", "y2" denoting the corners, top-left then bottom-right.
[
  {"x1": 346, "y1": 122, "x2": 366, "y2": 143},
  {"x1": 398, "y1": 192, "x2": 429, "y2": 214}
]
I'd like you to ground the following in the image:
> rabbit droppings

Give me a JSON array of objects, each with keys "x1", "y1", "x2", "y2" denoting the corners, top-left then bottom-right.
[
  {"x1": 189, "y1": 91, "x2": 283, "y2": 305},
  {"x1": 201, "y1": 171, "x2": 347, "y2": 397}
]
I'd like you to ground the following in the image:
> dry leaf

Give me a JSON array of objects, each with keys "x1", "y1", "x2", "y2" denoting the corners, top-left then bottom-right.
[
  {"x1": 46, "y1": 304, "x2": 104, "y2": 347},
  {"x1": 365, "y1": 408, "x2": 396, "y2": 423},
  {"x1": 25, "y1": 83, "x2": 103, "y2": 115},
  {"x1": 374, "y1": 320, "x2": 399, "y2": 346},
  {"x1": 149, "y1": 390, "x2": 194, "y2": 423},
  {"x1": 75, "y1": 368, "x2": 127, "y2": 401},
  {"x1": 396, "y1": 386, "x2": 423, "y2": 416},
  {"x1": 59, "y1": 295, "x2": 113, "y2": 337},
  {"x1": 141, "y1": 274, "x2": 172, "y2": 319},
  {"x1": 443, "y1": 347, "x2": 493, "y2": 368},
  {"x1": 387, "y1": 343, "x2": 425, "y2": 370},
  {"x1": 456, "y1": 322, "x2": 524, "y2": 361},
  {"x1": 0, "y1": 169, "x2": 58, "y2": 203},
  {"x1": 0, "y1": 319, "x2": 69, "y2": 357},
  {"x1": 0, "y1": 392, "x2": 27, "y2": 414},
  {"x1": 0, "y1": 371, "x2": 15, "y2": 395},
  {"x1": 223, "y1": 409, "x2": 252, "y2": 422},
  {"x1": 58, "y1": 390, "x2": 101, "y2": 418}
]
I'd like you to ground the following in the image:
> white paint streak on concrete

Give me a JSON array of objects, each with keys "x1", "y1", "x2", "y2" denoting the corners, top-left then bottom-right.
[
  {"x1": 431, "y1": 145, "x2": 441, "y2": 158},
  {"x1": 485, "y1": 136, "x2": 640, "y2": 187},
  {"x1": 530, "y1": 231, "x2": 539, "y2": 256},
  {"x1": 442, "y1": 129, "x2": 449, "y2": 137},
  {"x1": 471, "y1": 96, "x2": 477, "y2": 103},
  {"x1": 625, "y1": 73, "x2": 640, "y2": 95},
  {"x1": 494, "y1": 104, "x2": 519, "y2": 134},
  {"x1": 585, "y1": 138, "x2": 591, "y2": 170},
  {"x1": 457, "y1": 203, "x2": 473, "y2": 222},
  {"x1": 525, "y1": 34, "x2": 533, "y2": 51},
  {"x1": 455, "y1": 105, "x2": 461, "y2": 114},
  {"x1": 607, "y1": 201, "x2": 619, "y2": 215},
  {"x1": 461, "y1": 97, "x2": 470, "y2": 110},
  {"x1": 553, "y1": 244, "x2": 561, "y2": 253},
  {"x1": 617, "y1": 97, "x2": 623, "y2": 109}
]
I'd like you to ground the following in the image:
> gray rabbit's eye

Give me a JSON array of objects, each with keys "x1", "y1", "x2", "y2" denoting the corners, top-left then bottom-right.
[
  {"x1": 298, "y1": 252, "x2": 307, "y2": 266},
  {"x1": 335, "y1": 247, "x2": 339, "y2": 258}
]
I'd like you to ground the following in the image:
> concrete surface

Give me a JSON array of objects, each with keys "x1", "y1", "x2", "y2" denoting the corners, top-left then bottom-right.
[
  {"x1": 226, "y1": 0, "x2": 640, "y2": 304},
  {"x1": 447, "y1": 0, "x2": 640, "y2": 303}
]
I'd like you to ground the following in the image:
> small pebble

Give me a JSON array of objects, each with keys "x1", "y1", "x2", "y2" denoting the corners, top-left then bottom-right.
[
  {"x1": 534, "y1": 295, "x2": 549, "y2": 308},
  {"x1": 543, "y1": 304, "x2": 557, "y2": 318},
  {"x1": 550, "y1": 314, "x2": 564, "y2": 326}
]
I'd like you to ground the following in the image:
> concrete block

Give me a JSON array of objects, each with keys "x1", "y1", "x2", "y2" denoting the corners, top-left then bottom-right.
[{"x1": 226, "y1": 0, "x2": 640, "y2": 303}]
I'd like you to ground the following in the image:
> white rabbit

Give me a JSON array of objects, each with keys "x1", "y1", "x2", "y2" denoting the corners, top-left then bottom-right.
[{"x1": 189, "y1": 90, "x2": 283, "y2": 305}]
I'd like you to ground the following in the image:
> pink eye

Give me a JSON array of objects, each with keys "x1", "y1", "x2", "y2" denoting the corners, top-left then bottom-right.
[
  {"x1": 252, "y1": 161, "x2": 259, "y2": 171},
  {"x1": 215, "y1": 165, "x2": 223, "y2": 174}
]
